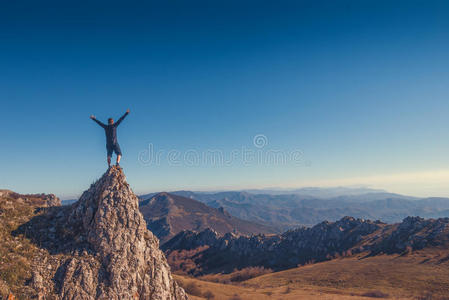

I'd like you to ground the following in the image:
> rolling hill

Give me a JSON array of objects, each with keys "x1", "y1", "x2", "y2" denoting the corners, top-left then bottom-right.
[
  {"x1": 139, "y1": 192, "x2": 277, "y2": 243},
  {"x1": 175, "y1": 248, "x2": 449, "y2": 299}
]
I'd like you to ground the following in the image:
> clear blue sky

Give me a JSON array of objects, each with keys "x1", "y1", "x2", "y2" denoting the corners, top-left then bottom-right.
[{"x1": 1, "y1": 0, "x2": 449, "y2": 198}]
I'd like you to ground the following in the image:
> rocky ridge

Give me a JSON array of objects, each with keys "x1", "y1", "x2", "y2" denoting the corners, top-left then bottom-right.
[
  {"x1": 0, "y1": 189, "x2": 61, "y2": 207},
  {"x1": 164, "y1": 216, "x2": 449, "y2": 274},
  {"x1": 15, "y1": 166, "x2": 187, "y2": 300}
]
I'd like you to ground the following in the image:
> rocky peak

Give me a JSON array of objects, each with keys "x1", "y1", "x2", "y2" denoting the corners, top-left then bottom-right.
[
  {"x1": 162, "y1": 228, "x2": 220, "y2": 252},
  {"x1": 28, "y1": 166, "x2": 188, "y2": 300},
  {"x1": 371, "y1": 216, "x2": 449, "y2": 254}
]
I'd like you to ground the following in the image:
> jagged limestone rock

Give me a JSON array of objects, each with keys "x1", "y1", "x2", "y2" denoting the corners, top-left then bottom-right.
[{"x1": 33, "y1": 166, "x2": 188, "y2": 300}]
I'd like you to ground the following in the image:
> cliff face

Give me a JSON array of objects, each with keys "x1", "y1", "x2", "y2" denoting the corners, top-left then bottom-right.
[{"x1": 22, "y1": 166, "x2": 187, "y2": 300}]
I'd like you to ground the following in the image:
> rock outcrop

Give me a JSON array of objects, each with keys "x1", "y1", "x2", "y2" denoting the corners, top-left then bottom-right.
[
  {"x1": 164, "y1": 215, "x2": 449, "y2": 274},
  {"x1": 23, "y1": 166, "x2": 187, "y2": 300},
  {"x1": 370, "y1": 216, "x2": 449, "y2": 254},
  {"x1": 165, "y1": 216, "x2": 384, "y2": 273},
  {"x1": 0, "y1": 189, "x2": 61, "y2": 207}
]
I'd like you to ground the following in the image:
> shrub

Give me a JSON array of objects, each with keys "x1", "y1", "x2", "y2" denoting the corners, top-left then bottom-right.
[
  {"x1": 361, "y1": 291, "x2": 389, "y2": 298},
  {"x1": 415, "y1": 293, "x2": 446, "y2": 300},
  {"x1": 416, "y1": 294, "x2": 432, "y2": 300},
  {"x1": 165, "y1": 246, "x2": 209, "y2": 275},
  {"x1": 0, "y1": 280, "x2": 10, "y2": 299},
  {"x1": 198, "y1": 273, "x2": 231, "y2": 284},
  {"x1": 203, "y1": 290, "x2": 215, "y2": 299},
  {"x1": 229, "y1": 267, "x2": 272, "y2": 282},
  {"x1": 183, "y1": 282, "x2": 202, "y2": 297},
  {"x1": 228, "y1": 294, "x2": 242, "y2": 300}
]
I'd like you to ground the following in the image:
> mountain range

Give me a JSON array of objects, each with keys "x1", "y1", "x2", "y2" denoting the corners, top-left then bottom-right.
[
  {"x1": 142, "y1": 189, "x2": 449, "y2": 231},
  {"x1": 3, "y1": 178, "x2": 449, "y2": 299}
]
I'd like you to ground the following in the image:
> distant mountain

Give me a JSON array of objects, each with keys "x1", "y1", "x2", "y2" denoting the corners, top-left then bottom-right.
[
  {"x1": 61, "y1": 199, "x2": 77, "y2": 205},
  {"x1": 157, "y1": 190, "x2": 449, "y2": 230},
  {"x1": 162, "y1": 186, "x2": 388, "y2": 198},
  {"x1": 138, "y1": 192, "x2": 277, "y2": 243},
  {"x1": 243, "y1": 186, "x2": 388, "y2": 197},
  {"x1": 163, "y1": 216, "x2": 449, "y2": 274}
]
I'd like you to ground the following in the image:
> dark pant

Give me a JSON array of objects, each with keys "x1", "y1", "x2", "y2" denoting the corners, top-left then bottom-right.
[{"x1": 107, "y1": 143, "x2": 122, "y2": 157}]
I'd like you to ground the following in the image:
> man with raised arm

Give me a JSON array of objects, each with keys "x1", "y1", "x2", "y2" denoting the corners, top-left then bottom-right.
[{"x1": 90, "y1": 109, "x2": 130, "y2": 167}]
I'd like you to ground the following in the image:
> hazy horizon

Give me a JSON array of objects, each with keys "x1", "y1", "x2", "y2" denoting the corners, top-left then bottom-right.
[{"x1": 56, "y1": 180, "x2": 443, "y2": 201}]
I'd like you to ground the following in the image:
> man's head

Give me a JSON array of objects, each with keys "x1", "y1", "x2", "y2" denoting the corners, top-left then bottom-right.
[{"x1": 108, "y1": 118, "x2": 114, "y2": 125}]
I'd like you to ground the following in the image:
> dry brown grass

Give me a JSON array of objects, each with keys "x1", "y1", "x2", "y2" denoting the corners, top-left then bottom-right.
[
  {"x1": 175, "y1": 274, "x2": 387, "y2": 300},
  {"x1": 199, "y1": 267, "x2": 272, "y2": 284},
  {"x1": 0, "y1": 196, "x2": 46, "y2": 299},
  {"x1": 175, "y1": 248, "x2": 449, "y2": 300},
  {"x1": 245, "y1": 250, "x2": 449, "y2": 299}
]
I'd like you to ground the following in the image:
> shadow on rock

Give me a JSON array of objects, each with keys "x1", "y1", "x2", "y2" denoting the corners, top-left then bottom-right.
[{"x1": 13, "y1": 204, "x2": 92, "y2": 255}]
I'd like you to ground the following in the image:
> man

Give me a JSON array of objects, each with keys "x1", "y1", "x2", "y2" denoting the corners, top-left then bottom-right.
[{"x1": 90, "y1": 109, "x2": 130, "y2": 167}]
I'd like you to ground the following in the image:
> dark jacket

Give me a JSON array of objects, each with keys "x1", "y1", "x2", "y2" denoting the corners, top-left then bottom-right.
[{"x1": 92, "y1": 112, "x2": 128, "y2": 145}]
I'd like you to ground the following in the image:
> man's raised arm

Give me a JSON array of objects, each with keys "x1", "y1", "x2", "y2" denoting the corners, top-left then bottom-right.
[
  {"x1": 115, "y1": 109, "x2": 130, "y2": 126},
  {"x1": 90, "y1": 115, "x2": 106, "y2": 128}
]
